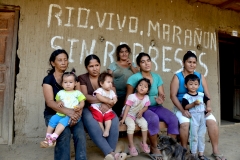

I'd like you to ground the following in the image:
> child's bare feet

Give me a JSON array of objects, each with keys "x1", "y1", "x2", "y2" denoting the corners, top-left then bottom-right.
[{"x1": 103, "y1": 130, "x2": 109, "y2": 137}]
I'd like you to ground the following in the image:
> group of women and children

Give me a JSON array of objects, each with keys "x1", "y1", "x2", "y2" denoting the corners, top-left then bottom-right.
[{"x1": 40, "y1": 44, "x2": 226, "y2": 160}]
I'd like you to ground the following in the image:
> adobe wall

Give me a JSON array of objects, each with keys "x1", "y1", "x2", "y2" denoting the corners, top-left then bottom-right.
[{"x1": 2, "y1": 0, "x2": 240, "y2": 141}]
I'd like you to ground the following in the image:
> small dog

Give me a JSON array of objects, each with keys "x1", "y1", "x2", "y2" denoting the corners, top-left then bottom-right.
[{"x1": 157, "y1": 135, "x2": 198, "y2": 160}]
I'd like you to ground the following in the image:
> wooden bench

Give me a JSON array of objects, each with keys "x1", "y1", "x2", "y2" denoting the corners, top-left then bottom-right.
[{"x1": 119, "y1": 121, "x2": 167, "y2": 132}]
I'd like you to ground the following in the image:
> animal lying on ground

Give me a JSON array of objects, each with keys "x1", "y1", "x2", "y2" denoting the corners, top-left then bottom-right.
[
  {"x1": 116, "y1": 132, "x2": 200, "y2": 160},
  {"x1": 157, "y1": 135, "x2": 199, "y2": 160}
]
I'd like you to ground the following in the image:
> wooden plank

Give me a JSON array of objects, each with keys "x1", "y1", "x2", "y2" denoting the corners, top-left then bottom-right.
[
  {"x1": 188, "y1": 0, "x2": 198, "y2": 3},
  {"x1": 0, "y1": 11, "x2": 15, "y2": 145},
  {"x1": 217, "y1": 0, "x2": 239, "y2": 8}
]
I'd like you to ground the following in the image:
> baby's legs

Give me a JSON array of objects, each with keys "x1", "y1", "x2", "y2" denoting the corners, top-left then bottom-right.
[
  {"x1": 125, "y1": 117, "x2": 138, "y2": 156},
  {"x1": 103, "y1": 120, "x2": 111, "y2": 137},
  {"x1": 125, "y1": 117, "x2": 136, "y2": 148},
  {"x1": 41, "y1": 114, "x2": 64, "y2": 148},
  {"x1": 102, "y1": 111, "x2": 115, "y2": 137},
  {"x1": 46, "y1": 114, "x2": 63, "y2": 138},
  {"x1": 136, "y1": 117, "x2": 148, "y2": 145},
  {"x1": 99, "y1": 122, "x2": 104, "y2": 133},
  {"x1": 136, "y1": 117, "x2": 150, "y2": 153},
  {"x1": 46, "y1": 126, "x2": 54, "y2": 137},
  {"x1": 50, "y1": 116, "x2": 70, "y2": 140}
]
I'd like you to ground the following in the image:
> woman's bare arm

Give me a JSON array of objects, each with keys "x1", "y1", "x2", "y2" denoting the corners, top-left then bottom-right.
[
  {"x1": 126, "y1": 84, "x2": 134, "y2": 100},
  {"x1": 201, "y1": 74, "x2": 211, "y2": 108},
  {"x1": 75, "y1": 81, "x2": 81, "y2": 91},
  {"x1": 170, "y1": 75, "x2": 191, "y2": 118},
  {"x1": 80, "y1": 85, "x2": 99, "y2": 104},
  {"x1": 130, "y1": 66, "x2": 139, "y2": 74},
  {"x1": 107, "y1": 69, "x2": 113, "y2": 74},
  {"x1": 96, "y1": 93, "x2": 115, "y2": 106},
  {"x1": 170, "y1": 75, "x2": 183, "y2": 111},
  {"x1": 155, "y1": 85, "x2": 165, "y2": 104},
  {"x1": 201, "y1": 74, "x2": 210, "y2": 98}
]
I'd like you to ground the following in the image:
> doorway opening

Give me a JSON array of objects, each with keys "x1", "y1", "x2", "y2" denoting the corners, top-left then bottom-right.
[{"x1": 218, "y1": 32, "x2": 240, "y2": 125}]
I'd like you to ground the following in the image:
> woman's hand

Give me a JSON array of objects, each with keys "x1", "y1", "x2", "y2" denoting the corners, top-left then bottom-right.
[
  {"x1": 57, "y1": 101, "x2": 64, "y2": 108},
  {"x1": 119, "y1": 119, "x2": 124, "y2": 125},
  {"x1": 69, "y1": 119, "x2": 78, "y2": 127},
  {"x1": 155, "y1": 94, "x2": 165, "y2": 105},
  {"x1": 69, "y1": 109, "x2": 82, "y2": 126},
  {"x1": 181, "y1": 110, "x2": 191, "y2": 118},
  {"x1": 126, "y1": 58, "x2": 132, "y2": 67},
  {"x1": 107, "y1": 99, "x2": 115, "y2": 106},
  {"x1": 205, "y1": 106, "x2": 212, "y2": 117},
  {"x1": 99, "y1": 103, "x2": 110, "y2": 114}
]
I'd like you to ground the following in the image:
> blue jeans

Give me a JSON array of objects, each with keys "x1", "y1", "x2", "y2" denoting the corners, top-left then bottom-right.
[
  {"x1": 82, "y1": 107, "x2": 119, "y2": 156},
  {"x1": 45, "y1": 115, "x2": 87, "y2": 160}
]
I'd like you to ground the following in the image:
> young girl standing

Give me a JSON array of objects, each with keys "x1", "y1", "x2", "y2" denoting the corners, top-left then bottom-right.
[
  {"x1": 89, "y1": 71, "x2": 117, "y2": 137},
  {"x1": 40, "y1": 68, "x2": 86, "y2": 148},
  {"x1": 120, "y1": 78, "x2": 151, "y2": 156}
]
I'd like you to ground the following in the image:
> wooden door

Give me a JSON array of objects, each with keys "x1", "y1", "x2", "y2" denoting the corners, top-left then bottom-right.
[{"x1": 0, "y1": 12, "x2": 15, "y2": 144}]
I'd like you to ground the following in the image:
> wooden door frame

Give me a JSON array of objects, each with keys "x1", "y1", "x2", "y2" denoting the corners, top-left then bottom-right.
[
  {"x1": 0, "y1": 5, "x2": 19, "y2": 145},
  {"x1": 218, "y1": 30, "x2": 240, "y2": 122},
  {"x1": 216, "y1": 31, "x2": 221, "y2": 125}
]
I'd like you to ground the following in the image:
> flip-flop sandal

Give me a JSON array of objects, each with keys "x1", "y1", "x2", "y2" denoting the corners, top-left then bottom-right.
[
  {"x1": 211, "y1": 153, "x2": 227, "y2": 160},
  {"x1": 148, "y1": 153, "x2": 163, "y2": 160},
  {"x1": 198, "y1": 155, "x2": 209, "y2": 160}
]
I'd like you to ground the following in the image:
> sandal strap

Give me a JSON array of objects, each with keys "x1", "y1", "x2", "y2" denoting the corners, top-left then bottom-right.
[{"x1": 198, "y1": 155, "x2": 209, "y2": 160}]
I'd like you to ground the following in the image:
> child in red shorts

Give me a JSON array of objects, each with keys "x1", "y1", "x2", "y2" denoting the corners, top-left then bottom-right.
[{"x1": 89, "y1": 72, "x2": 117, "y2": 137}]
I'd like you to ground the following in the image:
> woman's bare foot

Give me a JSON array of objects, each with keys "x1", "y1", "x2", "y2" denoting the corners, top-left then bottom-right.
[{"x1": 149, "y1": 146, "x2": 163, "y2": 160}]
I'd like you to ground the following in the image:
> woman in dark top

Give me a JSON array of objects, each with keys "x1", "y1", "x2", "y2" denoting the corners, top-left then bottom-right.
[
  {"x1": 78, "y1": 54, "x2": 126, "y2": 160},
  {"x1": 42, "y1": 49, "x2": 86, "y2": 160}
]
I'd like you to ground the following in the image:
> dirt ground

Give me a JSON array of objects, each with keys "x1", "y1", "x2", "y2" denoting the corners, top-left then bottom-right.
[{"x1": 0, "y1": 122, "x2": 239, "y2": 160}]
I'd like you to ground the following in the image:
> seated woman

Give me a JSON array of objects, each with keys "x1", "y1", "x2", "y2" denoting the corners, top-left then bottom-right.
[
  {"x1": 126, "y1": 52, "x2": 179, "y2": 160},
  {"x1": 77, "y1": 54, "x2": 127, "y2": 160},
  {"x1": 108, "y1": 44, "x2": 138, "y2": 117},
  {"x1": 42, "y1": 49, "x2": 86, "y2": 160},
  {"x1": 170, "y1": 51, "x2": 226, "y2": 160}
]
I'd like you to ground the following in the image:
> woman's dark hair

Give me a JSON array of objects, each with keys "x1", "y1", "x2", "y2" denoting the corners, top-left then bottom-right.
[
  {"x1": 98, "y1": 71, "x2": 113, "y2": 87},
  {"x1": 134, "y1": 78, "x2": 151, "y2": 94},
  {"x1": 47, "y1": 49, "x2": 68, "y2": 74},
  {"x1": 62, "y1": 68, "x2": 78, "y2": 82},
  {"x1": 136, "y1": 52, "x2": 151, "y2": 66},
  {"x1": 184, "y1": 74, "x2": 200, "y2": 85},
  {"x1": 116, "y1": 44, "x2": 131, "y2": 61},
  {"x1": 183, "y1": 51, "x2": 197, "y2": 63},
  {"x1": 84, "y1": 54, "x2": 101, "y2": 68}
]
